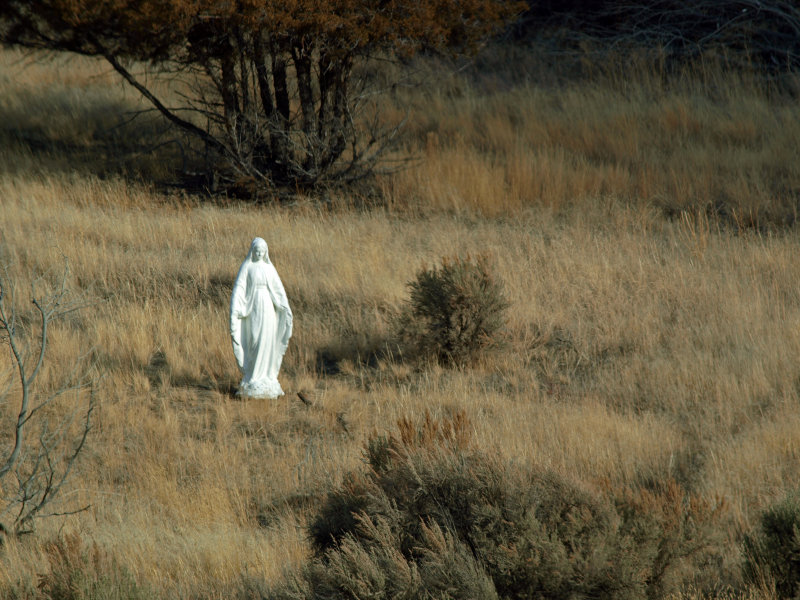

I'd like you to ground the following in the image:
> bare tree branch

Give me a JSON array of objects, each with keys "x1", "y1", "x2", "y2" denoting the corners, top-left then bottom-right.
[{"x1": 0, "y1": 258, "x2": 96, "y2": 539}]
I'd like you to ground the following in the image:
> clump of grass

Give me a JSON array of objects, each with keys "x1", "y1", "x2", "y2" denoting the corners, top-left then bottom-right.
[
  {"x1": 36, "y1": 533, "x2": 151, "y2": 600},
  {"x1": 399, "y1": 254, "x2": 508, "y2": 366}
]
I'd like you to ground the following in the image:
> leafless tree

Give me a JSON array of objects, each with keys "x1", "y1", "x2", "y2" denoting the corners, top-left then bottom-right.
[
  {"x1": 602, "y1": 0, "x2": 800, "y2": 64},
  {"x1": 519, "y1": 0, "x2": 800, "y2": 70},
  {"x1": 0, "y1": 259, "x2": 95, "y2": 540}
]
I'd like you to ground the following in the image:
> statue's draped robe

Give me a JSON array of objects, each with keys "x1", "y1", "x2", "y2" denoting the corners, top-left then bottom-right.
[{"x1": 230, "y1": 243, "x2": 292, "y2": 398}]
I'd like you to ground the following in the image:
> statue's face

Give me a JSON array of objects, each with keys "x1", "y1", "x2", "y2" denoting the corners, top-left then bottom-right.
[{"x1": 252, "y1": 245, "x2": 266, "y2": 262}]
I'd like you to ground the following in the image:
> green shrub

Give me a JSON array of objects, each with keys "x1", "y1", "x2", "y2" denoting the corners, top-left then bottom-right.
[
  {"x1": 399, "y1": 255, "x2": 508, "y2": 366},
  {"x1": 743, "y1": 490, "x2": 800, "y2": 598},
  {"x1": 273, "y1": 412, "x2": 723, "y2": 600}
]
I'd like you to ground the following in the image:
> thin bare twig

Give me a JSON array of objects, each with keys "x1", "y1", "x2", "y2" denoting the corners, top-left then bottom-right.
[{"x1": 0, "y1": 259, "x2": 96, "y2": 538}]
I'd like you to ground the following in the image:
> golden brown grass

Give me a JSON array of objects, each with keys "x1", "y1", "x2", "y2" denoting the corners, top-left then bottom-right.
[
  {"x1": 1, "y1": 47, "x2": 800, "y2": 598},
  {"x1": 382, "y1": 51, "x2": 800, "y2": 223}
]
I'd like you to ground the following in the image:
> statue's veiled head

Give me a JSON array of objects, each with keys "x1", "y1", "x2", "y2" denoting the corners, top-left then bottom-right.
[{"x1": 249, "y1": 237, "x2": 269, "y2": 263}]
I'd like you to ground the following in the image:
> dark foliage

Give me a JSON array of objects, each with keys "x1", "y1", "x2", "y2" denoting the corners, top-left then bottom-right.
[
  {"x1": 272, "y1": 412, "x2": 725, "y2": 600},
  {"x1": 512, "y1": 1, "x2": 800, "y2": 71},
  {"x1": 744, "y1": 489, "x2": 800, "y2": 598},
  {"x1": 399, "y1": 255, "x2": 509, "y2": 366}
]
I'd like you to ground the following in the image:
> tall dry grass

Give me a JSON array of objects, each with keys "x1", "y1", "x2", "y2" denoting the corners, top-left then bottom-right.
[
  {"x1": 1, "y1": 46, "x2": 800, "y2": 597},
  {"x1": 381, "y1": 50, "x2": 800, "y2": 222}
]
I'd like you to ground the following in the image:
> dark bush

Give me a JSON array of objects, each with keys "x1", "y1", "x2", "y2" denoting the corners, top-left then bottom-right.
[
  {"x1": 273, "y1": 412, "x2": 723, "y2": 600},
  {"x1": 400, "y1": 255, "x2": 509, "y2": 366},
  {"x1": 743, "y1": 490, "x2": 800, "y2": 598}
]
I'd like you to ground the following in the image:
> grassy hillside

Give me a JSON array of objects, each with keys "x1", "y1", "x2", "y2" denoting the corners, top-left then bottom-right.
[{"x1": 1, "y1": 47, "x2": 800, "y2": 598}]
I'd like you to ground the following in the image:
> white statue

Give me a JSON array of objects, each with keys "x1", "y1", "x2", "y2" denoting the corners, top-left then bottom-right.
[{"x1": 230, "y1": 237, "x2": 293, "y2": 398}]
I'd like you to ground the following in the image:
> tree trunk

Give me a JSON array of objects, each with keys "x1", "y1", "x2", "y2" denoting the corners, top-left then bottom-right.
[
  {"x1": 253, "y1": 31, "x2": 276, "y2": 171},
  {"x1": 323, "y1": 56, "x2": 351, "y2": 170},
  {"x1": 271, "y1": 51, "x2": 292, "y2": 182},
  {"x1": 219, "y1": 39, "x2": 241, "y2": 146},
  {"x1": 292, "y1": 42, "x2": 318, "y2": 175},
  {"x1": 317, "y1": 52, "x2": 334, "y2": 148},
  {"x1": 237, "y1": 29, "x2": 253, "y2": 122},
  {"x1": 253, "y1": 31, "x2": 275, "y2": 122}
]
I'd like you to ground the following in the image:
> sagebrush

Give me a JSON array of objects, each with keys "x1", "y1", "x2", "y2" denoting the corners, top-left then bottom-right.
[
  {"x1": 743, "y1": 490, "x2": 800, "y2": 599},
  {"x1": 400, "y1": 254, "x2": 508, "y2": 366},
  {"x1": 272, "y1": 412, "x2": 724, "y2": 600}
]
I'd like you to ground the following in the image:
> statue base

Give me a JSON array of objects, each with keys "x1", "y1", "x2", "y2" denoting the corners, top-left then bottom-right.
[{"x1": 237, "y1": 378, "x2": 284, "y2": 399}]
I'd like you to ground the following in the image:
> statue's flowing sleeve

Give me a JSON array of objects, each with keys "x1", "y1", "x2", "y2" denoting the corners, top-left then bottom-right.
[
  {"x1": 267, "y1": 265, "x2": 293, "y2": 355},
  {"x1": 230, "y1": 262, "x2": 249, "y2": 370}
]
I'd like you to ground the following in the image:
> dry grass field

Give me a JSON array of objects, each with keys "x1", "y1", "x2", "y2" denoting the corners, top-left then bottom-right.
[{"x1": 1, "y1": 46, "x2": 800, "y2": 598}]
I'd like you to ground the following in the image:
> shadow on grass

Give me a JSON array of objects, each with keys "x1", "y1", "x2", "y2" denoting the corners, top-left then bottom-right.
[
  {"x1": 0, "y1": 83, "x2": 211, "y2": 191},
  {"x1": 144, "y1": 347, "x2": 240, "y2": 400}
]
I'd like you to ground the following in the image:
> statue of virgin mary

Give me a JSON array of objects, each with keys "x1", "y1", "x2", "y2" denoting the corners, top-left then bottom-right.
[{"x1": 230, "y1": 237, "x2": 293, "y2": 399}]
